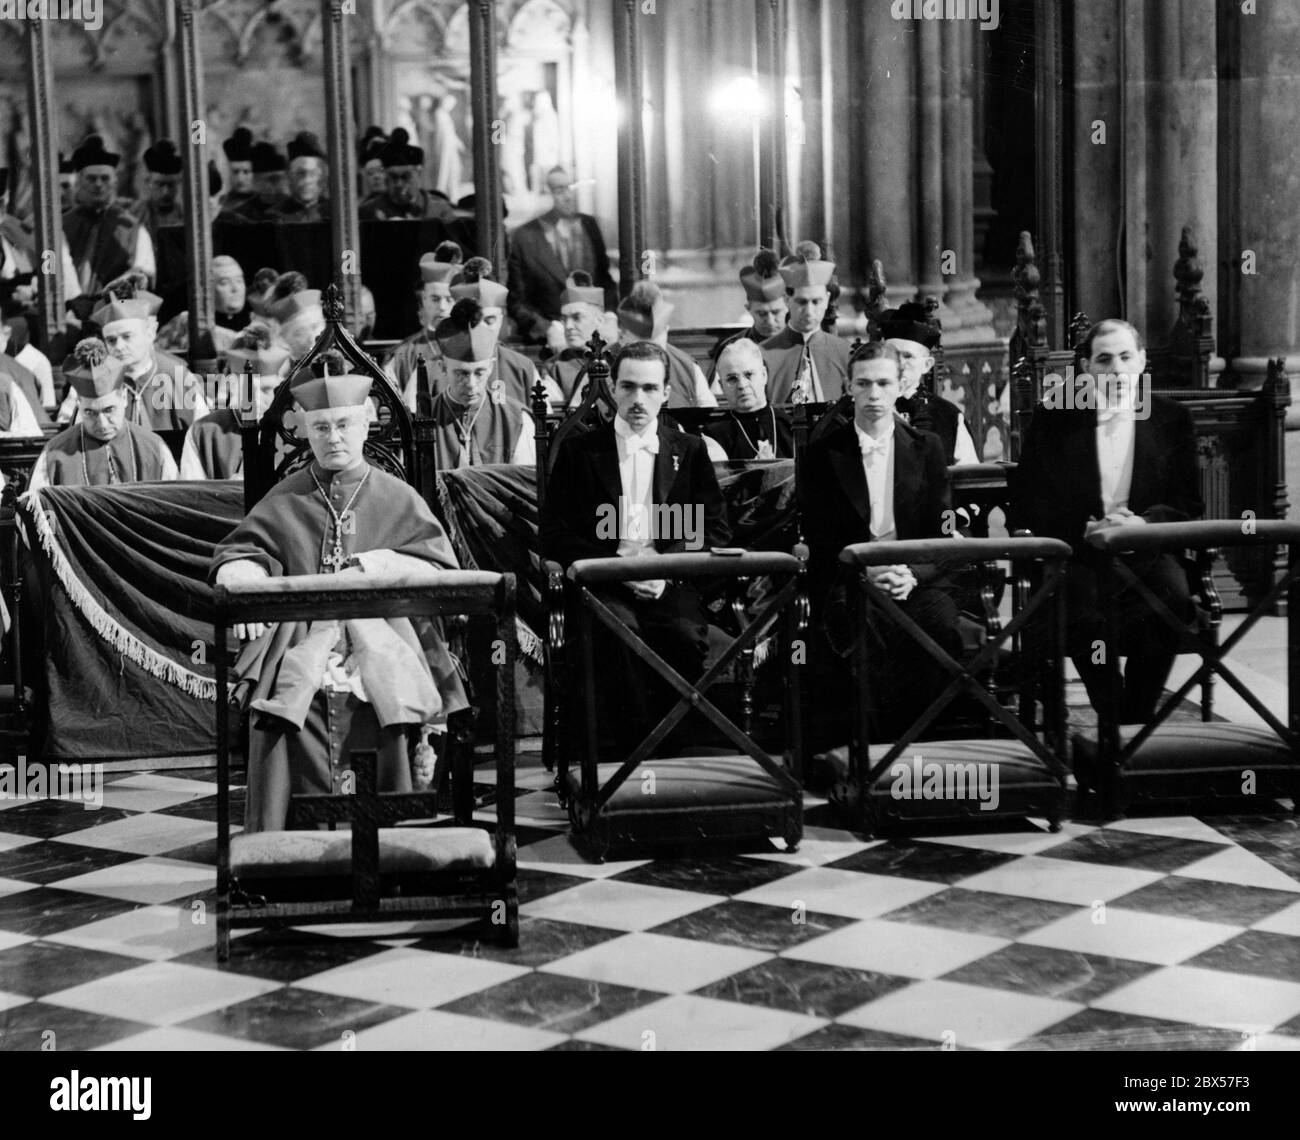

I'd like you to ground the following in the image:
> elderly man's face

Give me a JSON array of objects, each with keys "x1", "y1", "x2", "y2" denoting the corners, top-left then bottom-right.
[
  {"x1": 748, "y1": 298, "x2": 788, "y2": 340},
  {"x1": 254, "y1": 170, "x2": 288, "y2": 205},
  {"x1": 80, "y1": 390, "x2": 128, "y2": 442},
  {"x1": 78, "y1": 167, "x2": 116, "y2": 209},
  {"x1": 614, "y1": 357, "x2": 667, "y2": 432},
  {"x1": 546, "y1": 173, "x2": 578, "y2": 219},
  {"x1": 212, "y1": 263, "x2": 246, "y2": 314},
  {"x1": 150, "y1": 173, "x2": 181, "y2": 211},
  {"x1": 363, "y1": 158, "x2": 387, "y2": 195},
  {"x1": 717, "y1": 347, "x2": 769, "y2": 413},
  {"x1": 282, "y1": 311, "x2": 325, "y2": 359},
  {"x1": 445, "y1": 359, "x2": 494, "y2": 406},
  {"x1": 302, "y1": 406, "x2": 368, "y2": 471},
  {"x1": 385, "y1": 166, "x2": 420, "y2": 206},
  {"x1": 562, "y1": 303, "x2": 601, "y2": 349},
  {"x1": 787, "y1": 286, "x2": 829, "y2": 335},
  {"x1": 228, "y1": 160, "x2": 253, "y2": 194},
  {"x1": 288, "y1": 159, "x2": 324, "y2": 206},
  {"x1": 885, "y1": 337, "x2": 934, "y2": 399},
  {"x1": 418, "y1": 286, "x2": 454, "y2": 331},
  {"x1": 102, "y1": 318, "x2": 155, "y2": 369}
]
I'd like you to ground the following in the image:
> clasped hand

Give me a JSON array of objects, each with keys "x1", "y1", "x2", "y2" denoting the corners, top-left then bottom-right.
[
  {"x1": 1084, "y1": 509, "x2": 1147, "y2": 537},
  {"x1": 865, "y1": 564, "x2": 917, "y2": 601}
]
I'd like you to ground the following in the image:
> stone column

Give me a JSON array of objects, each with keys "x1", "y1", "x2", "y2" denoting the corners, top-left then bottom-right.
[
  {"x1": 1221, "y1": 0, "x2": 1300, "y2": 390},
  {"x1": 468, "y1": 0, "x2": 505, "y2": 275},
  {"x1": 321, "y1": 0, "x2": 360, "y2": 328},
  {"x1": 24, "y1": 19, "x2": 62, "y2": 343},
  {"x1": 614, "y1": 0, "x2": 647, "y2": 296},
  {"x1": 178, "y1": 0, "x2": 212, "y2": 360}
]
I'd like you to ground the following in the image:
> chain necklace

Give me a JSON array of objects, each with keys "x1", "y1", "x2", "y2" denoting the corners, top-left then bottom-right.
[
  {"x1": 728, "y1": 406, "x2": 778, "y2": 459},
  {"x1": 453, "y1": 397, "x2": 485, "y2": 467},
  {"x1": 79, "y1": 424, "x2": 137, "y2": 485},
  {"x1": 310, "y1": 465, "x2": 371, "y2": 573}
]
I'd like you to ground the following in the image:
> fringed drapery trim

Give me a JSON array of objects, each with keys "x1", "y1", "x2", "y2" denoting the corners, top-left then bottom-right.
[{"x1": 23, "y1": 492, "x2": 219, "y2": 702}]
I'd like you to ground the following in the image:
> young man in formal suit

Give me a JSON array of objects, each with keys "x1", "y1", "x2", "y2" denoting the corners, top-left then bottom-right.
[
  {"x1": 760, "y1": 247, "x2": 849, "y2": 406},
  {"x1": 542, "y1": 340, "x2": 731, "y2": 756},
  {"x1": 801, "y1": 340, "x2": 962, "y2": 743},
  {"x1": 1012, "y1": 319, "x2": 1203, "y2": 724}
]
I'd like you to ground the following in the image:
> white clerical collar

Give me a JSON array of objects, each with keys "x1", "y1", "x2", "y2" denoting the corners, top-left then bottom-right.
[
  {"x1": 615, "y1": 416, "x2": 658, "y2": 444},
  {"x1": 124, "y1": 357, "x2": 154, "y2": 381}
]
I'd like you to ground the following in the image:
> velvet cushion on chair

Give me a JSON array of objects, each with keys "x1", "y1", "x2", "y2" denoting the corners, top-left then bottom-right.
[
  {"x1": 1072, "y1": 723, "x2": 1294, "y2": 776},
  {"x1": 819, "y1": 739, "x2": 1063, "y2": 792},
  {"x1": 562, "y1": 756, "x2": 793, "y2": 811},
  {"x1": 231, "y1": 827, "x2": 496, "y2": 878}
]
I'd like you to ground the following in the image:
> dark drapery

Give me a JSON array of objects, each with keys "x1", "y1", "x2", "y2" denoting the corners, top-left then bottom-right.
[{"x1": 19, "y1": 482, "x2": 244, "y2": 760}]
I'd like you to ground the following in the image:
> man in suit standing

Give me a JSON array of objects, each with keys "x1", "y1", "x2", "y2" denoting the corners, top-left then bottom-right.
[
  {"x1": 801, "y1": 340, "x2": 962, "y2": 742},
  {"x1": 761, "y1": 248, "x2": 849, "y2": 406},
  {"x1": 1013, "y1": 319, "x2": 1203, "y2": 723},
  {"x1": 507, "y1": 166, "x2": 617, "y2": 344},
  {"x1": 543, "y1": 340, "x2": 731, "y2": 754}
]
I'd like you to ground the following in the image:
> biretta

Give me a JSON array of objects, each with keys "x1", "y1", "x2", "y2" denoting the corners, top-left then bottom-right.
[
  {"x1": 267, "y1": 288, "x2": 323, "y2": 326},
  {"x1": 377, "y1": 127, "x2": 424, "y2": 169},
  {"x1": 290, "y1": 352, "x2": 371, "y2": 411},
  {"x1": 71, "y1": 134, "x2": 120, "y2": 171},
  {"x1": 226, "y1": 342, "x2": 290, "y2": 376},
  {"x1": 879, "y1": 302, "x2": 939, "y2": 349},
  {"x1": 561, "y1": 273, "x2": 604, "y2": 310},
  {"x1": 740, "y1": 250, "x2": 785, "y2": 302},
  {"x1": 63, "y1": 339, "x2": 125, "y2": 399},
  {"x1": 143, "y1": 139, "x2": 183, "y2": 176},
  {"x1": 250, "y1": 142, "x2": 288, "y2": 174},
  {"x1": 419, "y1": 253, "x2": 459, "y2": 289},
  {"x1": 450, "y1": 276, "x2": 508, "y2": 309},
  {"x1": 779, "y1": 257, "x2": 836, "y2": 291},
  {"x1": 616, "y1": 282, "x2": 673, "y2": 340},
  {"x1": 91, "y1": 289, "x2": 163, "y2": 328},
  {"x1": 286, "y1": 131, "x2": 326, "y2": 163},
  {"x1": 222, "y1": 127, "x2": 254, "y2": 163},
  {"x1": 439, "y1": 323, "x2": 497, "y2": 364}
]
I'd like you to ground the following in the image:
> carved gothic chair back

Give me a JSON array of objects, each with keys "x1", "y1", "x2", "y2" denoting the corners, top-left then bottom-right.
[{"x1": 242, "y1": 283, "x2": 419, "y2": 512}]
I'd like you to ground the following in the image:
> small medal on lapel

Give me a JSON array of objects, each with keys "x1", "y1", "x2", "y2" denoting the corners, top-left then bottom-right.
[{"x1": 672, "y1": 454, "x2": 680, "y2": 473}]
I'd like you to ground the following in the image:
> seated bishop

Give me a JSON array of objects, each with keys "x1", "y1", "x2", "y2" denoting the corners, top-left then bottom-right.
[
  {"x1": 209, "y1": 364, "x2": 470, "y2": 833},
  {"x1": 760, "y1": 243, "x2": 849, "y2": 406},
  {"x1": 542, "y1": 271, "x2": 610, "y2": 410},
  {"x1": 27, "y1": 339, "x2": 178, "y2": 492},
  {"x1": 703, "y1": 338, "x2": 794, "y2": 460},
  {"x1": 179, "y1": 323, "x2": 289, "y2": 480},
  {"x1": 427, "y1": 305, "x2": 537, "y2": 468}
]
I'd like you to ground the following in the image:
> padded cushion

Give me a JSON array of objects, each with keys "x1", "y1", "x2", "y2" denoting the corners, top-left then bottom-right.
[
  {"x1": 231, "y1": 827, "x2": 495, "y2": 878},
  {"x1": 1073, "y1": 723, "x2": 1295, "y2": 774},
  {"x1": 562, "y1": 755, "x2": 794, "y2": 811},
  {"x1": 819, "y1": 740, "x2": 1063, "y2": 791}
]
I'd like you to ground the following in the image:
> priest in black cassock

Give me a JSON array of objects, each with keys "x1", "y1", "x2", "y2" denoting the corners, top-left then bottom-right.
[
  {"x1": 703, "y1": 338, "x2": 794, "y2": 460},
  {"x1": 209, "y1": 362, "x2": 469, "y2": 832},
  {"x1": 27, "y1": 339, "x2": 177, "y2": 492}
]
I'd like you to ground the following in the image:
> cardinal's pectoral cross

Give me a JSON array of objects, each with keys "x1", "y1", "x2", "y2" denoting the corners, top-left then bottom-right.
[{"x1": 321, "y1": 512, "x2": 355, "y2": 573}]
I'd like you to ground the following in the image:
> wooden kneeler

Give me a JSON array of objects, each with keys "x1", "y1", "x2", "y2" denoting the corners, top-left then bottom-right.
[
  {"x1": 559, "y1": 550, "x2": 807, "y2": 861},
  {"x1": 214, "y1": 571, "x2": 518, "y2": 960},
  {"x1": 830, "y1": 536, "x2": 1073, "y2": 836},
  {"x1": 1076, "y1": 519, "x2": 1300, "y2": 819}
]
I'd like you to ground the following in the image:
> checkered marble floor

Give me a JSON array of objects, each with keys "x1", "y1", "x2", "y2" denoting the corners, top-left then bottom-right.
[{"x1": 0, "y1": 762, "x2": 1298, "y2": 1052}]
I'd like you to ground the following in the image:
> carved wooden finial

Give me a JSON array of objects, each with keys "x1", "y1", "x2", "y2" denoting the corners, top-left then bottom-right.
[
  {"x1": 866, "y1": 259, "x2": 887, "y2": 315},
  {"x1": 323, "y1": 282, "x2": 345, "y2": 323},
  {"x1": 530, "y1": 376, "x2": 550, "y2": 422},
  {"x1": 1174, "y1": 226, "x2": 1203, "y2": 303},
  {"x1": 1012, "y1": 232, "x2": 1047, "y2": 352},
  {"x1": 1069, "y1": 311, "x2": 1091, "y2": 349}
]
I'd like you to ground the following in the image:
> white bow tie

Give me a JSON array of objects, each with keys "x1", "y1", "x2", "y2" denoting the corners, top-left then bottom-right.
[
  {"x1": 625, "y1": 433, "x2": 659, "y2": 455},
  {"x1": 860, "y1": 435, "x2": 890, "y2": 458},
  {"x1": 1096, "y1": 406, "x2": 1133, "y2": 426}
]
